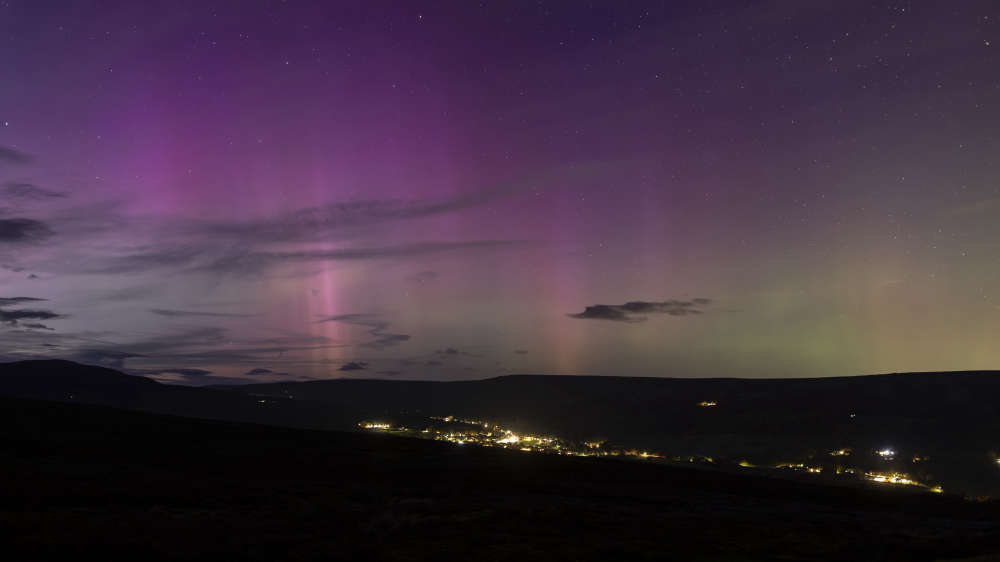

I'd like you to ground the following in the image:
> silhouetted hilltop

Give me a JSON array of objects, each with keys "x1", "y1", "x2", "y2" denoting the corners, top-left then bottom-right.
[{"x1": 0, "y1": 359, "x2": 351, "y2": 430}]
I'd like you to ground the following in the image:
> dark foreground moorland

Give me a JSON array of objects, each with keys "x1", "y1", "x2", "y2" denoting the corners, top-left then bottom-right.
[{"x1": 3, "y1": 394, "x2": 1000, "y2": 562}]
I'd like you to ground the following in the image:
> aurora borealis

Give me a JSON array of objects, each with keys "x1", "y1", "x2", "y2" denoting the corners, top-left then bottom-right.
[{"x1": 2, "y1": 1, "x2": 1000, "y2": 384}]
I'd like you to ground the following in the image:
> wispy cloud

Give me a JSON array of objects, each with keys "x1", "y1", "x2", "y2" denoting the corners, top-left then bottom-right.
[
  {"x1": 406, "y1": 270, "x2": 439, "y2": 283},
  {"x1": 196, "y1": 240, "x2": 524, "y2": 276},
  {"x1": 3, "y1": 182, "x2": 65, "y2": 199},
  {"x1": 0, "y1": 297, "x2": 46, "y2": 306},
  {"x1": 200, "y1": 190, "x2": 511, "y2": 244},
  {"x1": 80, "y1": 246, "x2": 202, "y2": 275},
  {"x1": 0, "y1": 146, "x2": 32, "y2": 165},
  {"x1": 150, "y1": 308, "x2": 253, "y2": 318},
  {"x1": 319, "y1": 313, "x2": 411, "y2": 349},
  {"x1": 133, "y1": 367, "x2": 213, "y2": 377}
]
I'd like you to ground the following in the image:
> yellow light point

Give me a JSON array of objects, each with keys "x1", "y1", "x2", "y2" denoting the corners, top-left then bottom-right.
[
  {"x1": 830, "y1": 448, "x2": 851, "y2": 456},
  {"x1": 930, "y1": 486, "x2": 943, "y2": 494},
  {"x1": 876, "y1": 448, "x2": 895, "y2": 459},
  {"x1": 697, "y1": 401, "x2": 717, "y2": 407},
  {"x1": 738, "y1": 460, "x2": 756, "y2": 468},
  {"x1": 807, "y1": 467, "x2": 822, "y2": 473}
]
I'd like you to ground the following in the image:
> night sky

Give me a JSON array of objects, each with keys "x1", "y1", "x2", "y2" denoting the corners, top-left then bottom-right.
[{"x1": 2, "y1": 1, "x2": 999, "y2": 384}]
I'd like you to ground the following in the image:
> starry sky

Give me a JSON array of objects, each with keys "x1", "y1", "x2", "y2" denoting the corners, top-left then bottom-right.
[{"x1": 2, "y1": 1, "x2": 1000, "y2": 384}]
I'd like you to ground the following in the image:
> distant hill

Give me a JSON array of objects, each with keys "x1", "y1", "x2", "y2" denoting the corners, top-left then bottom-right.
[
  {"x1": 229, "y1": 370, "x2": 1000, "y2": 446},
  {"x1": 3, "y1": 393, "x2": 999, "y2": 561},
  {"x1": 226, "y1": 371, "x2": 1000, "y2": 496},
  {"x1": 4, "y1": 360, "x2": 1000, "y2": 496},
  {"x1": 0, "y1": 359, "x2": 353, "y2": 430}
]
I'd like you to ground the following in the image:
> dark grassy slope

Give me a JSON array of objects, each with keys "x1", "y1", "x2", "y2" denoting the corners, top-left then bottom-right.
[
  {"x1": 232, "y1": 372, "x2": 1000, "y2": 495},
  {"x1": 2, "y1": 395, "x2": 1000, "y2": 562}
]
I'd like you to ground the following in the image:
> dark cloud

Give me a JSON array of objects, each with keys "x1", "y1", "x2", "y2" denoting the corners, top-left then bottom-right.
[
  {"x1": 338, "y1": 361, "x2": 368, "y2": 371},
  {"x1": 245, "y1": 368, "x2": 273, "y2": 375},
  {"x1": 319, "y1": 313, "x2": 411, "y2": 349},
  {"x1": 513, "y1": 349, "x2": 529, "y2": 355},
  {"x1": 0, "y1": 296, "x2": 64, "y2": 326},
  {"x1": 150, "y1": 308, "x2": 253, "y2": 318},
  {"x1": 20, "y1": 322, "x2": 54, "y2": 330},
  {"x1": 569, "y1": 298, "x2": 712, "y2": 323},
  {"x1": 0, "y1": 145, "x2": 32, "y2": 165},
  {"x1": 0, "y1": 218, "x2": 53, "y2": 243},
  {"x1": 3, "y1": 182, "x2": 65, "y2": 199},
  {"x1": 406, "y1": 270, "x2": 439, "y2": 283},
  {"x1": 440, "y1": 347, "x2": 459, "y2": 355},
  {"x1": 569, "y1": 305, "x2": 635, "y2": 322}
]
